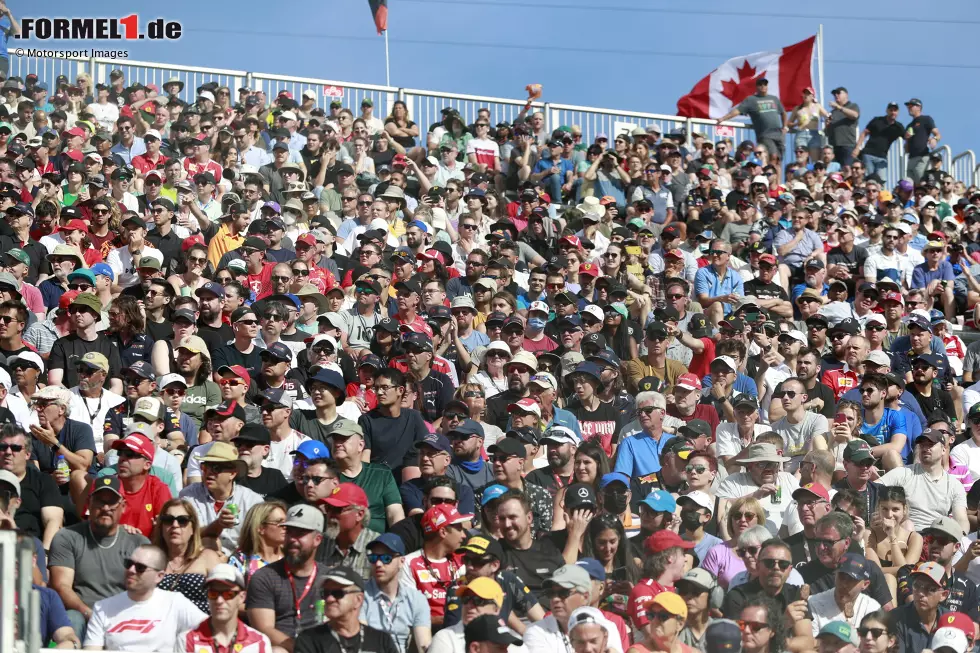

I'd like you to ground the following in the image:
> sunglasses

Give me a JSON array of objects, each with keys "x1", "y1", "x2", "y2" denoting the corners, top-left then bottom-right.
[
  {"x1": 163, "y1": 387, "x2": 187, "y2": 396},
  {"x1": 160, "y1": 514, "x2": 192, "y2": 527},
  {"x1": 772, "y1": 390, "x2": 799, "y2": 399},
  {"x1": 858, "y1": 628, "x2": 886, "y2": 639},
  {"x1": 738, "y1": 620, "x2": 770, "y2": 633},
  {"x1": 737, "y1": 545, "x2": 760, "y2": 557},
  {"x1": 292, "y1": 269, "x2": 310, "y2": 276},
  {"x1": 208, "y1": 588, "x2": 241, "y2": 601},
  {"x1": 367, "y1": 553, "x2": 396, "y2": 564},
  {"x1": 219, "y1": 378, "x2": 245, "y2": 387},
  {"x1": 0, "y1": 443, "x2": 24, "y2": 453},
  {"x1": 648, "y1": 610, "x2": 680, "y2": 622},
  {"x1": 731, "y1": 511, "x2": 758, "y2": 522},
  {"x1": 461, "y1": 595, "x2": 498, "y2": 607},
  {"x1": 685, "y1": 464, "x2": 708, "y2": 474},
  {"x1": 760, "y1": 558, "x2": 792, "y2": 570},
  {"x1": 322, "y1": 589, "x2": 360, "y2": 600},
  {"x1": 300, "y1": 475, "x2": 329, "y2": 485},
  {"x1": 123, "y1": 558, "x2": 158, "y2": 574}
]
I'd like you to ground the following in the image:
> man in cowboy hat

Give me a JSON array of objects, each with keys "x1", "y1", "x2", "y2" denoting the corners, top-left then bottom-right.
[
  {"x1": 715, "y1": 442, "x2": 799, "y2": 537},
  {"x1": 178, "y1": 441, "x2": 264, "y2": 554}
]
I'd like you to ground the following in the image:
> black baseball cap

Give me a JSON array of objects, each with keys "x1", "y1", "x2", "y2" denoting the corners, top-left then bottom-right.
[
  {"x1": 465, "y1": 615, "x2": 523, "y2": 648},
  {"x1": 234, "y1": 423, "x2": 271, "y2": 445}
]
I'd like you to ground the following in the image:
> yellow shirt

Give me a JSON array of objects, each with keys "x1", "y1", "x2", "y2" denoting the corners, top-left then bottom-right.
[{"x1": 207, "y1": 224, "x2": 245, "y2": 268}]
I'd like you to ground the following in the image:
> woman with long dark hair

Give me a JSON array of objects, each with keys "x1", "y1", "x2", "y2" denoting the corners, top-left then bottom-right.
[
  {"x1": 551, "y1": 441, "x2": 611, "y2": 530},
  {"x1": 584, "y1": 512, "x2": 641, "y2": 583},
  {"x1": 106, "y1": 295, "x2": 151, "y2": 366}
]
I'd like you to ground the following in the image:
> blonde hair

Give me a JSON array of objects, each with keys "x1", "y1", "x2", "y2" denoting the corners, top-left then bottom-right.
[
  {"x1": 727, "y1": 496, "x2": 766, "y2": 534},
  {"x1": 152, "y1": 498, "x2": 204, "y2": 562},
  {"x1": 236, "y1": 500, "x2": 288, "y2": 558}
]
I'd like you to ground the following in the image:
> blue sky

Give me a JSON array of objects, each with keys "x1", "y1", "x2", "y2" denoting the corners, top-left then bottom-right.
[{"x1": 19, "y1": 0, "x2": 980, "y2": 165}]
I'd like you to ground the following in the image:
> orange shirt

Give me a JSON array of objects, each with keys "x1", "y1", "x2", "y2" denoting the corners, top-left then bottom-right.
[{"x1": 207, "y1": 224, "x2": 245, "y2": 268}]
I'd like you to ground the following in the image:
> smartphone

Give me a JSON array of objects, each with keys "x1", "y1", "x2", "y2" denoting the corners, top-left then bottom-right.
[
  {"x1": 834, "y1": 414, "x2": 848, "y2": 425},
  {"x1": 611, "y1": 567, "x2": 628, "y2": 581}
]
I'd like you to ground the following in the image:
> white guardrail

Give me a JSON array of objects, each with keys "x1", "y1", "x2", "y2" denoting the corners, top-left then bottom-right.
[{"x1": 6, "y1": 51, "x2": 979, "y2": 191}]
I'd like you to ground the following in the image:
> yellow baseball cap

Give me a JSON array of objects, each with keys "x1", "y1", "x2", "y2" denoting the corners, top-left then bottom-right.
[
  {"x1": 652, "y1": 592, "x2": 688, "y2": 620},
  {"x1": 458, "y1": 577, "x2": 504, "y2": 608}
]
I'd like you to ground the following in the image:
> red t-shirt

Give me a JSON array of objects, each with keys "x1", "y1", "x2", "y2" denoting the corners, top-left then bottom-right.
[
  {"x1": 627, "y1": 578, "x2": 672, "y2": 629},
  {"x1": 687, "y1": 336, "x2": 716, "y2": 380},
  {"x1": 91, "y1": 475, "x2": 172, "y2": 538},
  {"x1": 402, "y1": 550, "x2": 464, "y2": 619},
  {"x1": 821, "y1": 367, "x2": 860, "y2": 401},
  {"x1": 523, "y1": 335, "x2": 558, "y2": 353},
  {"x1": 667, "y1": 403, "x2": 721, "y2": 440}
]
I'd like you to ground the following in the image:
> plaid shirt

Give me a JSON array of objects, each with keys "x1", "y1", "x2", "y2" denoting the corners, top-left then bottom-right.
[
  {"x1": 23, "y1": 318, "x2": 60, "y2": 355},
  {"x1": 315, "y1": 525, "x2": 381, "y2": 581}
]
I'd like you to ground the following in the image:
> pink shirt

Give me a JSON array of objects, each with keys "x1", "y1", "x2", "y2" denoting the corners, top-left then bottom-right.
[{"x1": 20, "y1": 282, "x2": 44, "y2": 316}]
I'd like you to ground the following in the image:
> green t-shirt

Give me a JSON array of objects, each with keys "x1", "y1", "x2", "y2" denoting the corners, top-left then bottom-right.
[
  {"x1": 288, "y1": 410, "x2": 356, "y2": 443},
  {"x1": 181, "y1": 381, "x2": 221, "y2": 428},
  {"x1": 341, "y1": 462, "x2": 400, "y2": 533}
]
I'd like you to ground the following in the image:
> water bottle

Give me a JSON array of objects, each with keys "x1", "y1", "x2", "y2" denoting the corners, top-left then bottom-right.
[
  {"x1": 357, "y1": 384, "x2": 366, "y2": 401},
  {"x1": 56, "y1": 455, "x2": 70, "y2": 478},
  {"x1": 314, "y1": 599, "x2": 326, "y2": 624}
]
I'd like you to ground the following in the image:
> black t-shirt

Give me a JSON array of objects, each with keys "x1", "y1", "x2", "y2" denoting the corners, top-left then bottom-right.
[
  {"x1": 725, "y1": 189, "x2": 749, "y2": 210},
  {"x1": 862, "y1": 116, "x2": 906, "y2": 159},
  {"x1": 721, "y1": 578, "x2": 810, "y2": 620},
  {"x1": 525, "y1": 467, "x2": 573, "y2": 500},
  {"x1": 359, "y1": 408, "x2": 428, "y2": 478},
  {"x1": 907, "y1": 384, "x2": 956, "y2": 423},
  {"x1": 212, "y1": 343, "x2": 265, "y2": 377},
  {"x1": 295, "y1": 623, "x2": 399, "y2": 653},
  {"x1": 247, "y1": 376, "x2": 308, "y2": 407},
  {"x1": 269, "y1": 481, "x2": 304, "y2": 506},
  {"x1": 196, "y1": 322, "x2": 234, "y2": 357},
  {"x1": 49, "y1": 334, "x2": 124, "y2": 387},
  {"x1": 0, "y1": 343, "x2": 32, "y2": 360},
  {"x1": 501, "y1": 537, "x2": 563, "y2": 594},
  {"x1": 146, "y1": 229, "x2": 183, "y2": 271},
  {"x1": 388, "y1": 514, "x2": 423, "y2": 555},
  {"x1": 831, "y1": 479, "x2": 883, "y2": 525},
  {"x1": 237, "y1": 467, "x2": 288, "y2": 498},
  {"x1": 413, "y1": 371, "x2": 455, "y2": 424},
  {"x1": 826, "y1": 245, "x2": 869, "y2": 293},
  {"x1": 743, "y1": 279, "x2": 789, "y2": 301},
  {"x1": 568, "y1": 400, "x2": 626, "y2": 454},
  {"x1": 906, "y1": 115, "x2": 937, "y2": 158},
  {"x1": 33, "y1": 419, "x2": 96, "y2": 473},
  {"x1": 14, "y1": 466, "x2": 62, "y2": 539},
  {"x1": 773, "y1": 378, "x2": 837, "y2": 420},
  {"x1": 145, "y1": 319, "x2": 174, "y2": 343}
]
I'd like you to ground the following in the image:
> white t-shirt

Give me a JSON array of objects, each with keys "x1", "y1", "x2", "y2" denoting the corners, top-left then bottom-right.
[
  {"x1": 716, "y1": 471, "x2": 799, "y2": 535},
  {"x1": 877, "y1": 464, "x2": 967, "y2": 531},
  {"x1": 69, "y1": 388, "x2": 127, "y2": 453},
  {"x1": 465, "y1": 138, "x2": 500, "y2": 169},
  {"x1": 714, "y1": 423, "x2": 772, "y2": 459},
  {"x1": 87, "y1": 101, "x2": 120, "y2": 133},
  {"x1": 808, "y1": 588, "x2": 881, "y2": 636},
  {"x1": 106, "y1": 245, "x2": 166, "y2": 289},
  {"x1": 951, "y1": 532, "x2": 980, "y2": 585},
  {"x1": 266, "y1": 429, "x2": 310, "y2": 480},
  {"x1": 84, "y1": 588, "x2": 206, "y2": 651}
]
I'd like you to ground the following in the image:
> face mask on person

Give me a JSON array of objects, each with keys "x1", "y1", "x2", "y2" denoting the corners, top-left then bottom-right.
[
  {"x1": 527, "y1": 317, "x2": 547, "y2": 332},
  {"x1": 603, "y1": 492, "x2": 629, "y2": 515},
  {"x1": 680, "y1": 510, "x2": 704, "y2": 531}
]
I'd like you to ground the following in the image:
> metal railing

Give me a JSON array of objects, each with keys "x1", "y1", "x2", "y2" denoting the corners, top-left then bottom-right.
[{"x1": 6, "y1": 50, "x2": 977, "y2": 191}]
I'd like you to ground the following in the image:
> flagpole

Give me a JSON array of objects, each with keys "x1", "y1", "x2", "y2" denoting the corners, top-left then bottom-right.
[
  {"x1": 817, "y1": 24, "x2": 825, "y2": 106},
  {"x1": 384, "y1": 29, "x2": 391, "y2": 86}
]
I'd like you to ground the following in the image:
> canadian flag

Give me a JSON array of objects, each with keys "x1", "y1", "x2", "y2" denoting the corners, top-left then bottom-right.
[{"x1": 677, "y1": 36, "x2": 816, "y2": 119}]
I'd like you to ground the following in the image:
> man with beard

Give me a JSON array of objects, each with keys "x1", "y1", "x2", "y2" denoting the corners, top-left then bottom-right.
[
  {"x1": 857, "y1": 372, "x2": 908, "y2": 470},
  {"x1": 626, "y1": 321, "x2": 689, "y2": 394},
  {"x1": 247, "y1": 504, "x2": 332, "y2": 649},
  {"x1": 526, "y1": 426, "x2": 578, "y2": 498},
  {"x1": 907, "y1": 353, "x2": 956, "y2": 420},
  {"x1": 233, "y1": 423, "x2": 288, "y2": 497},
  {"x1": 896, "y1": 517, "x2": 979, "y2": 618},
  {"x1": 400, "y1": 432, "x2": 476, "y2": 516},
  {"x1": 400, "y1": 331, "x2": 454, "y2": 426},
  {"x1": 194, "y1": 281, "x2": 235, "y2": 355},
  {"x1": 361, "y1": 532, "x2": 433, "y2": 653},
  {"x1": 313, "y1": 482, "x2": 380, "y2": 579},
  {"x1": 820, "y1": 318, "x2": 859, "y2": 375},
  {"x1": 485, "y1": 351, "x2": 536, "y2": 431},
  {"x1": 270, "y1": 441, "x2": 340, "y2": 506},
  {"x1": 446, "y1": 419, "x2": 495, "y2": 493},
  {"x1": 48, "y1": 476, "x2": 150, "y2": 637},
  {"x1": 797, "y1": 512, "x2": 894, "y2": 609},
  {"x1": 784, "y1": 481, "x2": 833, "y2": 566},
  {"x1": 48, "y1": 293, "x2": 123, "y2": 392},
  {"x1": 497, "y1": 490, "x2": 563, "y2": 595},
  {"x1": 720, "y1": 539, "x2": 814, "y2": 650},
  {"x1": 863, "y1": 225, "x2": 905, "y2": 285},
  {"x1": 716, "y1": 443, "x2": 800, "y2": 537},
  {"x1": 477, "y1": 437, "x2": 553, "y2": 536}
]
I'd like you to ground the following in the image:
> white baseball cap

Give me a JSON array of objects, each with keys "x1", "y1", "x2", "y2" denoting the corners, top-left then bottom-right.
[
  {"x1": 864, "y1": 350, "x2": 891, "y2": 367},
  {"x1": 158, "y1": 373, "x2": 189, "y2": 389}
]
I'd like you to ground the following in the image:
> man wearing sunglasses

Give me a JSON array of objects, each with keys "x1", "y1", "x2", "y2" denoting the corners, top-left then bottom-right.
[
  {"x1": 361, "y1": 532, "x2": 432, "y2": 653},
  {"x1": 178, "y1": 564, "x2": 271, "y2": 653}
]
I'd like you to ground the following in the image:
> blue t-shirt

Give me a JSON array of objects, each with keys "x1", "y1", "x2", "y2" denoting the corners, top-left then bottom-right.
[
  {"x1": 613, "y1": 432, "x2": 672, "y2": 476},
  {"x1": 701, "y1": 372, "x2": 759, "y2": 398},
  {"x1": 37, "y1": 584, "x2": 71, "y2": 646},
  {"x1": 841, "y1": 387, "x2": 927, "y2": 431},
  {"x1": 911, "y1": 261, "x2": 955, "y2": 289},
  {"x1": 459, "y1": 330, "x2": 490, "y2": 351},
  {"x1": 694, "y1": 265, "x2": 744, "y2": 317},
  {"x1": 861, "y1": 407, "x2": 907, "y2": 450},
  {"x1": 0, "y1": 17, "x2": 11, "y2": 56},
  {"x1": 533, "y1": 154, "x2": 574, "y2": 179}
]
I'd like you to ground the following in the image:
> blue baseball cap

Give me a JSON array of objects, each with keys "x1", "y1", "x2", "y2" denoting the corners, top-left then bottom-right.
[
  {"x1": 599, "y1": 471, "x2": 630, "y2": 489},
  {"x1": 569, "y1": 362, "x2": 603, "y2": 384},
  {"x1": 90, "y1": 262, "x2": 115, "y2": 281},
  {"x1": 293, "y1": 440, "x2": 330, "y2": 460},
  {"x1": 480, "y1": 484, "x2": 508, "y2": 506},
  {"x1": 268, "y1": 293, "x2": 301, "y2": 309},
  {"x1": 262, "y1": 342, "x2": 293, "y2": 363},
  {"x1": 195, "y1": 281, "x2": 225, "y2": 298},
  {"x1": 408, "y1": 220, "x2": 428, "y2": 233},
  {"x1": 576, "y1": 558, "x2": 606, "y2": 581},
  {"x1": 306, "y1": 368, "x2": 346, "y2": 401},
  {"x1": 641, "y1": 489, "x2": 677, "y2": 513},
  {"x1": 416, "y1": 432, "x2": 452, "y2": 455},
  {"x1": 368, "y1": 532, "x2": 406, "y2": 556},
  {"x1": 447, "y1": 418, "x2": 485, "y2": 440}
]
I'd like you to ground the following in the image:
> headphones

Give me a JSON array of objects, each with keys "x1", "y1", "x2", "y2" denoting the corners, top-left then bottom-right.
[{"x1": 707, "y1": 580, "x2": 725, "y2": 611}]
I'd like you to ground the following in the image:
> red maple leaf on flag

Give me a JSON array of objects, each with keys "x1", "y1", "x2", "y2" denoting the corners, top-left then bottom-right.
[{"x1": 720, "y1": 60, "x2": 763, "y2": 105}]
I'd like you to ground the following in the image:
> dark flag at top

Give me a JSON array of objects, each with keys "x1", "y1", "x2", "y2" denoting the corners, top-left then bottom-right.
[{"x1": 369, "y1": 0, "x2": 388, "y2": 34}]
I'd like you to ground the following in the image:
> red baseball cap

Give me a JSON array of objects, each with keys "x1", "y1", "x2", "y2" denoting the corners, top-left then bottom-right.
[
  {"x1": 598, "y1": 196, "x2": 617, "y2": 206},
  {"x1": 110, "y1": 432, "x2": 155, "y2": 460},
  {"x1": 67, "y1": 127, "x2": 86, "y2": 138},
  {"x1": 321, "y1": 483, "x2": 369, "y2": 509},
  {"x1": 938, "y1": 613, "x2": 975, "y2": 638},
  {"x1": 59, "y1": 219, "x2": 89, "y2": 234},
  {"x1": 579, "y1": 263, "x2": 600, "y2": 278},
  {"x1": 59, "y1": 290, "x2": 81, "y2": 312},
  {"x1": 665, "y1": 249, "x2": 685, "y2": 260},
  {"x1": 297, "y1": 233, "x2": 317, "y2": 247},
  {"x1": 64, "y1": 149, "x2": 83, "y2": 162},
  {"x1": 759, "y1": 253, "x2": 777, "y2": 265},
  {"x1": 421, "y1": 504, "x2": 471, "y2": 535},
  {"x1": 792, "y1": 482, "x2": 830, "y2": 503},
  {"x1": 218, "y1": 364, "x2": 251, "y2": 386},
  {"x1": 675, "y1": 373, "x2": 701, "y2": 391},
  {"x1": 880, "y1": 291, "x2": 904, "y2": 305},
  {"x1": 182, "y1": 234, "x2": 206, "y2": 252},
  {"x1": 644, "y1": 529, "x2": 695, "y2": 554},
  {"x1": 560, "y1": 235, "x2": 582, "y2": 249},
  {"x1": 418, "y1": 250, "x2": 445, "y2": 265}
]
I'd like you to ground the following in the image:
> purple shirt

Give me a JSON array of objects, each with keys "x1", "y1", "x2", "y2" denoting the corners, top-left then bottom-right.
[{"x1": 700, "y1": 541, "x2": 746, "y2": 589}]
